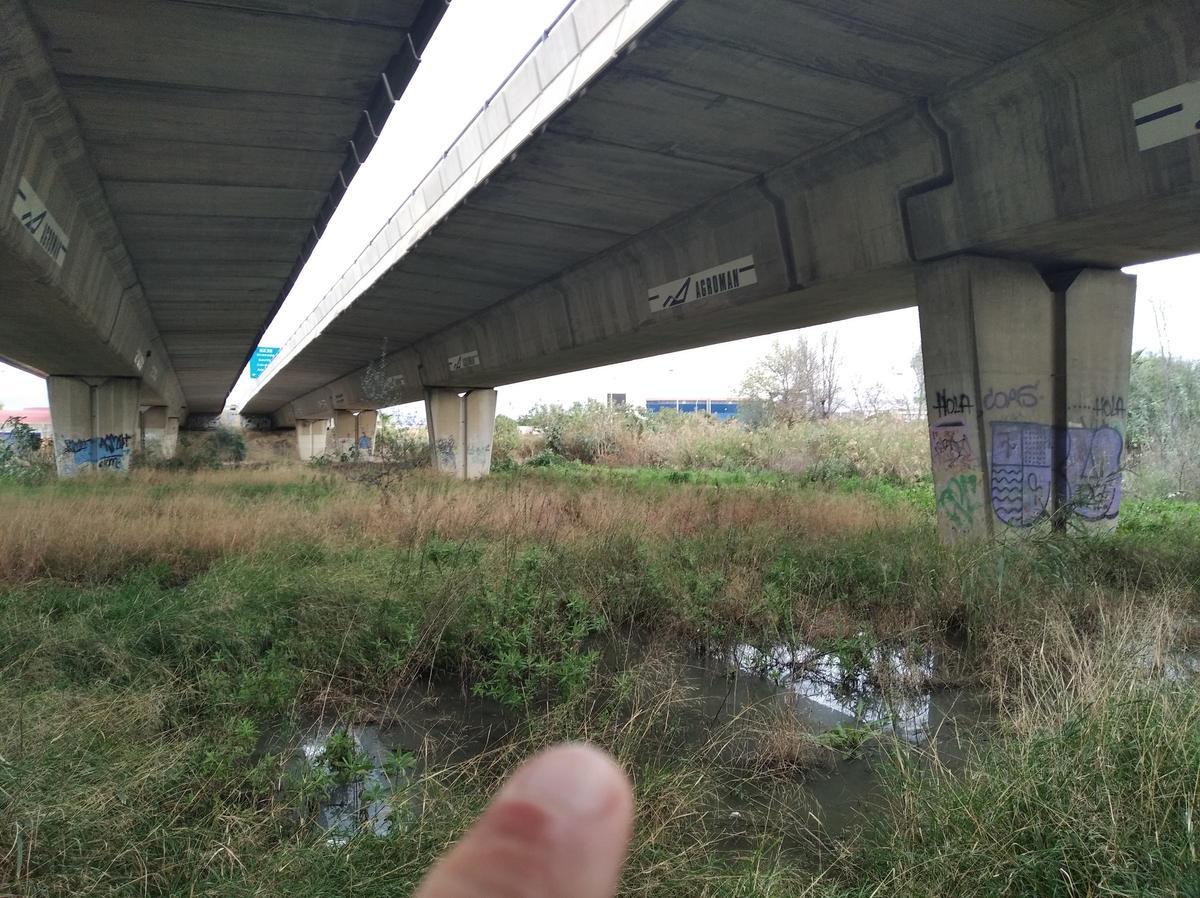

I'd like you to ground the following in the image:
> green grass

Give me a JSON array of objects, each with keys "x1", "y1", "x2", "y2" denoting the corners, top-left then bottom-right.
[
  {"x1": 1, "y1": 465, "x2": 1198, "y2": 895},
  {"x1": 817, "y1": 608, "x2": 1200, "y2": 896}
]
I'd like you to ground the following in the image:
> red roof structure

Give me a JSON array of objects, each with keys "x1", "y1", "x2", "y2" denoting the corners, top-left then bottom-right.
[{"x1": 1, "y1": 407, "x2": 52, "y2": 429}]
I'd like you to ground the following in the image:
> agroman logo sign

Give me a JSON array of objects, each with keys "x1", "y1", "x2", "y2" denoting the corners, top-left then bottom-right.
[
  {"x1": 1134, "y1": 81, "x2": 1200, "y2": 151},
  {"x1": 648, "y1": 256, "x2": 757, "y2": 313},
  {"x1": 448, "y1": 350, "x2": 480, "y2": 372},
  {"x1": 11, "y1": 177, "x2": 70, "y2": 267}
]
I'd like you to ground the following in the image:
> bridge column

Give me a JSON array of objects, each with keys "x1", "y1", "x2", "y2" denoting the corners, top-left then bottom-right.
[
  {"x1": 47, "y1": 376, "x2": 140, "y2": 475},
  {"x1": 295, "y1": 419, "x2": 329, "y2": 461},
  {"x1": 425, "y1": 388, "x2": 497, "y2": 479},
  {"x1": 329, "y1": 410, "x2": 379, "y2": 458},
  {"x1": 140, "y1": 406, "x2": 179, "y2": 460},
  {"x1": 918, "y1": 256, "x2": 1134, "y2": 542}
]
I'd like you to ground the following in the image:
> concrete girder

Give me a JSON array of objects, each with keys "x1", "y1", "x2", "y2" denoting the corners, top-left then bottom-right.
[
  {"x1": 243, "y1": 0, "x2": 1198, "y2": 422},
  {"x1": 0, "y1": 1, "x2": 187, "y2": 419}
]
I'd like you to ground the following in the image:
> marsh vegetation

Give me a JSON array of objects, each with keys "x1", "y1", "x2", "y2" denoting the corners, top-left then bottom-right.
[{"x1": 1, "y1": 438, "x2": 1198, "y2": 895}]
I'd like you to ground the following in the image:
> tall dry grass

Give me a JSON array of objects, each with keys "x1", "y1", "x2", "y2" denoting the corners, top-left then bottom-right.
[
  {"x1": 516, "y1": 409, "x2": 931, "y2": 482},
  {"x1": 0, "y1": 467, "x2": 921, "y2": 583},
  {"x1": 820, "y1": 596, "x2": 1200, "y2": 897}
]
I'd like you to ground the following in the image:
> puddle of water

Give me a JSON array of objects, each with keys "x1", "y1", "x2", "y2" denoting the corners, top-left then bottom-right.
[
  {"x1": 287, "y1": 641, "x2": 988, "y2": 846},
  {"x1": 678, "y1": 639, "x2": 988, "y2": 839},
  {"x1": 728, "y1": 641, "x2": 936, "y2": 744},
  {"x1": 290, "y1": 681, "x2": 516, "y2": 844},
  {"x1": 298, "y1": 725, "x2": 406, "y2": 844}
]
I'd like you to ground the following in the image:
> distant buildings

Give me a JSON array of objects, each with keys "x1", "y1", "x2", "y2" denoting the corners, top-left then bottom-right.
[
  {"x1": 0, "y1": 406, "x2": 52, "y2": 444},
  {"x1": 645, "y1": 398, "x2": 740, "y2": 421}
]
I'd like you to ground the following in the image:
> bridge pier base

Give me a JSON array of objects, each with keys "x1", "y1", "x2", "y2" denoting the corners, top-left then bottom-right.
[
  {"x1": 425, "y1": 388, "x2": 497, "y2": 479},
  {"x1": 918, "y1": 256, "x2": 1135, "y2": 542},
  {"x1": 47, "y1": 376, "x2": 140, "y2": 475},
  {"x1": 295, "y1": 419, "x2": 329, "y2": 461},
  {"x1": 330, "y1": 410, "x2": 378, "y2": 458},
  {"x1": 140, "y1": 406, "x2": 179, "y2": 460}
]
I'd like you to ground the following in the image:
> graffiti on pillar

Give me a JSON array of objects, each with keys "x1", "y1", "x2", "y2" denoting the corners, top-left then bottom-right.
[
  {"x1": 58, "y1": 433, "x2": 133, "y2": 472},
  {"x1": 467, "y1": 442, "x2": 494, "y2": 473},
  {"x1": 990, "y1": 422, "x2": 1126, "y2": 527},
  {"x1": 1064, "y1": 426, "x2": 1123, "y2": 521},
  {"x1": 937, "y1": 474, "x2": 982, "y2": 532},
  {"x1": 982, "y1": 383, "x2": 1040, "y2": 411},
  {"x1": 435, "y1": 438, "x2": 458, "y2": 470},
  {"x1": 932, "y1": 389, "x2": 973, "y2": 417},
  {"x1": 1070, "y1": 395, "x2": 1126, "y2": 417},
  {"x1": 929, "y1": 419, "x2": 975, "y2": 474},
  {"x1": 990, "y1": 422, "x2": 1053, "y2": 528},
  {"x1": 358, "y1": 434, "x2": 373, "y2": 454}
]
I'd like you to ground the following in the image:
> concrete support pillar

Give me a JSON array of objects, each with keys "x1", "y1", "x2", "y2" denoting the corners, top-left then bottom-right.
[
  {"x1": 295, "y1": 419, "x2": 329, "y2": 461},
  {"x1": 357, "y1": 410, "x2": 378, "y2": 456},
  {"x1": 918, "y1": 257, "x2": 1134, "y2": 541},
  {"x1": 425, "y1": 388, "x2": 498, "y2": 479},
  {"x1": 47, "y1": 376, "x2": 140, "y2": 475},
  {"x1": 163, "y1": 415, "x2": 180, "y2": 459},
  {"x1": 1060, "y1": 270, "x2": 1136, "y2": 532},
  {"x1": 140, "y1": 406, "x2": 177, "y2": 459},
  {"x1": 330, "y1": 409, "x2": 379, "y2": 458}
]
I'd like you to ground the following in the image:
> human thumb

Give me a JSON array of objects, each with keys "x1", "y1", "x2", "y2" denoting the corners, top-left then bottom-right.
[{"x1": 414, "y1": 743, "x2": 634, "y2": 898}]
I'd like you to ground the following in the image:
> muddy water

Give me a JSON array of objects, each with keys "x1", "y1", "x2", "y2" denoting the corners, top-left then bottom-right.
[
  {"x1": 684, "y1": 643, "x2": 989, "y2": 838},
  {"x1": 295, "y1": 641, "x2": 989, "y2": 843}
]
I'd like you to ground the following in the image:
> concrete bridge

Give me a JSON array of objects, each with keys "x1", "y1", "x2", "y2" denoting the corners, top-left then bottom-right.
[
  {"x1": 4, "y1": 0, "x2": 1199, "y2": 540},
  {"x1": 0, "y1": 0, "x2": 448, "y2": 468}
]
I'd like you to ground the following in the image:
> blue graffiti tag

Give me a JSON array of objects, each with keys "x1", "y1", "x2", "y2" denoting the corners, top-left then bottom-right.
[
  {"x1": 59, "y1": 433, "x2": 132, "y2": 470},
  {"x1": 989, "y1": 422, "x2": 1125, "y2": 527}
]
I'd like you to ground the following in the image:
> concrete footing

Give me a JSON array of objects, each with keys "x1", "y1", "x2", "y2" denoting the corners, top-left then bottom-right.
[
  {"x1": 140, "y1": 405, "x2": 179, "y2": 459},
  {"x1": 330, "y1": 410, "x2": 378, "y2": 457},
  {"x1": 293, "y1": 411, "x2": 378, "y2": 461},
  {"x1": 425, "y1": 388, "x2": 498, "y2": 478},
  {"x1": 918, "y1": 256, "x2": 1135, "y2": 541},
  {"x1": 295, "y1": 419, "x2": 329, "y2": 461},
  {"x1": 47, "y1": 376, "x2": 140, "y2": 474}
]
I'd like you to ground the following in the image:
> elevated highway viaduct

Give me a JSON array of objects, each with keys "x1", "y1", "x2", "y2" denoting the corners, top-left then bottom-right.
[
  {"x1": 0, "y1": 0, "x2": 448, "y2": 471},
  {"x1": 243, "y1": 0, "x2": 1200, "y2": 540}
]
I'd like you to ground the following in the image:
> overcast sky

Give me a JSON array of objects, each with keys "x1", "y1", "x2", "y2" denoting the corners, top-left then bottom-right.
[{"x1": 3, "y1": 0, "x2": 1198, "y2": 417}]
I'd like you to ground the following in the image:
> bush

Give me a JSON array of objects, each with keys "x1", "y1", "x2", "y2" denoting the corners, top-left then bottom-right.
[
  {"x1": 375, "y1": 424, "x2": 430, "y2": 469},
  {"x1": 0, "y1": 416, "x2": 52, "y2": 483},
  {"x1": 151, "y1": 428, "x2": 247, "y2": 470},
  {"x1": 1124, "y1": 352, "x2": 1200, "y2": 500},
  {"x1": 491, "y1": 415, "x2": 521, "y2": 467}
]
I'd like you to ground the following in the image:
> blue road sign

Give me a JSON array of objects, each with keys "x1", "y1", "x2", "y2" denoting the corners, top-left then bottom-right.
[{"x1": 250, "y1": 346, "x2": 281, "y2": 379}]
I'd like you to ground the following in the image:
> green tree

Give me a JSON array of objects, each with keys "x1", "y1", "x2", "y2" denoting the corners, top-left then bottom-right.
[
  {"x1": 740, "y1": 334, "x2": 842, "y2": 425},
  {"x1": 1127, "y1": 351, "x2": 1200, "y2": 498},
  {"x1": 1127, "y1": 352, "x2": 1200, "y2": 450}
]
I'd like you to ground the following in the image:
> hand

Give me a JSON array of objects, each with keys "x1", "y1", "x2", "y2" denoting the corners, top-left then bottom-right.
[{"x1": 414, "y1": 743, "x2": 634, "y2": 898}]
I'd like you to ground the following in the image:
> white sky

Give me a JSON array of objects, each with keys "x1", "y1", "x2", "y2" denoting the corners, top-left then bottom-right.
[{"x1": 3, "y1": 0, "x2": 1198, "y2": 417}]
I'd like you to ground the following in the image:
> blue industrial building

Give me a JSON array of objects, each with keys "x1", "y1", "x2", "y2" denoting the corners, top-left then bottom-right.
[{"x1": 645, "y1": 399, "x2": 741, "y2": 421}]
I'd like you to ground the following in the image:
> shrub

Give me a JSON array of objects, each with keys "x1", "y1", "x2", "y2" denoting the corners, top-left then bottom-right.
[
  {"x1": 375, "y1": 425, "x2": 430, "y2": 469},
  {"x1": 491, "y1": 414, "x2": 521, "y2": 467},
  {"x1": 0, "y1": 416, "x2": 52, "y2": 483},
  {"x1": 152, "y1": 428, "x2": 247, "y2": 470}
]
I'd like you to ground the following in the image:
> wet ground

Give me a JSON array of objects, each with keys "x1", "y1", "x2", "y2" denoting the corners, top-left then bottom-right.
[{"x1": 290, "y1": 637, "x2": 992, "y2": 845}]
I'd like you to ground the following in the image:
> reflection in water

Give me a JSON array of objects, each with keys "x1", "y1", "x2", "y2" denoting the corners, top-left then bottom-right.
[
  {"x1": 299, "y1": 726, "x2": 406, "y2": 844},
  {"x1": 730, "y1": 641, "x2": 936, "y2": 744},
  {"x1": 290, "y1": 641, "x2": 986, "y2": 844}
]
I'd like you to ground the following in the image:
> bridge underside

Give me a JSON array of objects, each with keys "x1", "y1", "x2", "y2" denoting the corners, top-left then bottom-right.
[
  {"x1": 1, "y1": 0, "x2": 447, "y2": 414},
  {"x1": 244, "y1": 0, "x2": 1199, "y2": 419},
  {"x1": 238, "y1": 0, "x2": 1197, "y2": 540}
]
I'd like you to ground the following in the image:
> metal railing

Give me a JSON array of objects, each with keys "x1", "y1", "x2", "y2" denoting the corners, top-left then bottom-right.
[{"x1": 259, "y1": 0, "x2": 638, "y2": 387}]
